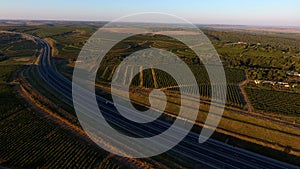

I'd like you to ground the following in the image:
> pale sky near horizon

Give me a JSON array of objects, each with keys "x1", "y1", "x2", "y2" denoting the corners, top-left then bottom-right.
[{"x1": 0, "y1": 0, "x2": 299, "y2": 26}]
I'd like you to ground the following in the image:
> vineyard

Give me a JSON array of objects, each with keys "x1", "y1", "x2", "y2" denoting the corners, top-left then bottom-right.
[
  {"x1": 0, "y1": 85, "x2": 24, "y2": 120},
  {"x1": 97, "y1": 64, "x2": 246, "y2": 108},
  {"x1": 245, "y1": 87, "x2": 300, "y2": 116},
  {"x1": 0, "y1": 65, "x2": 20, "y2": 82},
  {"x1": 0, "y1": 84, "x2": 123, "y2": 169}
]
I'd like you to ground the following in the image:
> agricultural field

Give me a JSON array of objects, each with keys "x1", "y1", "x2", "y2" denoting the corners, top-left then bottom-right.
[
  {"x1": 0, "y1": 33, "x2": 39, "y2": 64},
  {"x1": 0, "y1": 65, "x2": 20, "y2": 82},
  {"x1": 97, "y1": 64, "x2": 245, "y2": 108},
  {"x1": 1, "y1": 22, "x2": 300, "y2": 167},
  {"x1": 92, "y1": 33, "x2": 247, "y2": 108},
  {"x1": 0, "y1": 31, "x2": 123, "y2": 169},
  {"x1": 85, "y1": 30, "x2": 300, "y2": 114},
  {"x1": 202, "y1": 29, "x2": 300, "y2": 116},
  {"x1": 0, "y1": 24, "x2": 99, "y2": 60},
  {"x1": 2, "y1": 23, "x2": 299, "y2": 115},
  {"x1": 245, "y1": 86, "x2": 300, "y2": 116},
  {"x1": 202, "y1": 29, "x2": 300, "y2": 79},
  {"x1": 0, "y1": 84, "x2": 125, "y2": 169},
  {"x1": 0, "y1": 85, "x2": 23, "y2": 120}
]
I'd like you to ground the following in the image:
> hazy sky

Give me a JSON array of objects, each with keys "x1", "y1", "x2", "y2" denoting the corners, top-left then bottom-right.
[{"x1": 1, "y1": 0, "x2": 299, "y2": 26}]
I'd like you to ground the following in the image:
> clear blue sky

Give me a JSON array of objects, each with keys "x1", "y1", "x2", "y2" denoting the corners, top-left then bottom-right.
[{"x1": 1, "y1": 0, "x2": 299, "y2": 26}]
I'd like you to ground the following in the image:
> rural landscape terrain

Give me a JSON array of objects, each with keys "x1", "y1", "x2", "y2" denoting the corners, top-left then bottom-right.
[{"x1": 0, "y1": 20, "x2": 300, "y2": 168}]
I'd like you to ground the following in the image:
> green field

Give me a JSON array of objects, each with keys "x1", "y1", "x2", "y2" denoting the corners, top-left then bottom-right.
[
  {"x1": 96, "y1": 64, "x2": 246, "y2": 108},
  {"x1": 0, "y1": 85, "x2": 23, "y2": 119},
  {"x1": 0, "y1": 31, "x2": 123, "y2": 168},
  {"x1": 203, "y1": 29, "x2": 300, "y2": 79},
  {"x1": 0, "y1": 111, "x2": 105, "y2": 168},
  {"x1": 0, "y1": 84, "x2": 123, "y2": 169},
  {"x1": 0, "y1": 65, "x2": 20, "y2": 82},
  {"x1": 245, "y1": 86, "x2": 300, "y2": 116}
]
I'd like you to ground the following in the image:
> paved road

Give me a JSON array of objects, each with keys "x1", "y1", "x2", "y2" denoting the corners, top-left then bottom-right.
[{"x1": 22, "y1": 32, "x2": 300, "y2": 169}]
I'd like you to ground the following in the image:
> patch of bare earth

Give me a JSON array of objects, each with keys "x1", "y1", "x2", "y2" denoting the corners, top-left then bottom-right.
[{"x1": 13, "y1": 57, "x2": 34, "y2": 62}]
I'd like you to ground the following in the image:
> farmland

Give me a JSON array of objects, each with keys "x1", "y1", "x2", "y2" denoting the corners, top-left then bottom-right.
[
  {"x1": 3, "y1": 23, "x2": 298, "y2": 118},
  {"x1": 97, "y1": 64, "x2": 245, "y2": 108},
  {"x1": 0, "y1": 31, "x2": 123, "y2": 169},
  {"x1": 92, "y1": 33, "x2": 246, "y2": 108},
  {"x1": 0, "y1": 32, "x2": 39, "y2": 64},
  {"x1": 1, "y1": 22, "x2": 300, "y2": 167},
  {"x1": 0, "y1": 38, "x2": 128, "y2": 168},
  {"x1": 202, "y1": 29, "x2": 300, "y2": 80},
  {"x1": 0, "y1": 84, "x2": 125, "y2": 169},
  {"x1": 0, "y1": 24, "x2": 99, "y2": 60},
  {"x1": 0, "y1": 85, "x2": 23, "y2": 120},
  {"x1": 245, "y1": 86, "x2": 300, "y2": 116},
  {"x1": 0, "y1": 65, "x2": 20, "y2": 82}
]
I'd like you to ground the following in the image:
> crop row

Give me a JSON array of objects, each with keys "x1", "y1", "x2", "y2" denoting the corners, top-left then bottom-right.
[
  {"x1": 0, "y1": 109, "x2": 106, "y2": 168},
  {"x1": 245, "y1": 87, "x2": 300, "y2": 116},
  {"x1": 97, "y1": 65, "x2": 245, "y2": 108}
]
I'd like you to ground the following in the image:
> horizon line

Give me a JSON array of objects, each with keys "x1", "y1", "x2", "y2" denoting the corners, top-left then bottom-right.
[{"x1": 0, "y1": 18, "x2": 300, "y2": 28}]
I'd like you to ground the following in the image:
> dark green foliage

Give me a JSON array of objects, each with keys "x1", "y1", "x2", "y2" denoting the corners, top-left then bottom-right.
[
  {"x1": 0, "y1": 65, "x2": 19, "y2": 81},
  {"x1": 0, "y1": 85, "x2": 108, "y2": 169},
  {"x1": 0, "y1": 85, "x2": 23, "y2": 120},
  {"x1": 97, "y1": 64, "x2": 245, "y2": 108},
  {"x1": 0, "y1": 110, "x2": 106, "y2": 168},
  {"x1": 203, "y1": 29, "x2": 300, "y2": 74},
  {"x1": 245, "y1": 87, "x2": 300, "y2": 116}
]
